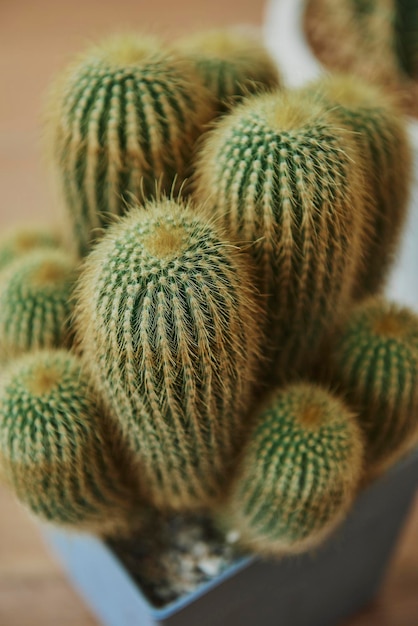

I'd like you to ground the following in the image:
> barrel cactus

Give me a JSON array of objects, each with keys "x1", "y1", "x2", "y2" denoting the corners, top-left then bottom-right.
[
  {"x1": 222, "y1": 384, "x2": 364, "y2": 555},
  {"x1": 194, "y1": 90, "x2": 367, "y2": 377},
  {"x1": 0, "y1": 350, "x2": 140, "y2": 534},
  {"x1": 75, "y1": 198, "x2": 263, "y2": 510},
  {"x1": 303, "y1": 74, "x2": 412, "y2": 299},
  {"x1": 45, "y1": 34, "x2": 215, "y2": 255},
  {"x1": 175, "y1": 29, "x2": 280, "y2": 110},
  {"x1": 0, "y1": 249, "x2": 77, "y2": 361},
  {"x1": 329, "y1": 298, "x2": 418, "y2": 476},
  {"x1": 0, "y1": 226, "x2": 61, "y2": 273}
]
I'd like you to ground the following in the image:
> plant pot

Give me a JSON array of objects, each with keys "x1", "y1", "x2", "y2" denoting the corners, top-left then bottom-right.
[
  {"x1": 44, "y1": 450, "x2": 418, "y2": 626},
  {"x1": 264, "y1": 0, "x2": 418, "y2": 311}
]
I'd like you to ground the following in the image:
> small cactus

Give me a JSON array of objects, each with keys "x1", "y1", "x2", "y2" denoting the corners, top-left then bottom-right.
[
  {"x1": 329, "y1": 298, "x2": 418, "y2": 476},
  {"x1": 0, "y1": 249, "x2": 76, "y2": 360},
  {"x1": 75, "y1": 198, "x2": 263, "y2": 511},
  {"x1": 222, "y1": 384, "x2": 364, "y2": 555},
  {"x1": 194, "y1": 90, "x2": 367, "y2": 377},
  {"x1": 175, "y1": 29, "x2": 280, "y2": 110},
  {"x1": 45, "y1": 34, "x2": 215, "y2": 255},
  {"x1": 303, "y1": 74, "x2": 412, "y2": 299},
  {"x1": 0, "y1": 226, "x2": 61, "y2": 272},
  {"x1": 0, "y1": 350, "x2": 140, "y2": 534}
]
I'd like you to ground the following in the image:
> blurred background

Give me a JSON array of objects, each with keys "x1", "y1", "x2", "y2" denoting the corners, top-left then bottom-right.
[{"x1": 0, "y1": 1, "x2": 417, "y2": 625}]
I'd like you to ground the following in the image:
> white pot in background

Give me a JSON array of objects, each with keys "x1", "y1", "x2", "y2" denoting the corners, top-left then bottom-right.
[{"x1": 264, "y1": 0, "x2": 418, "y2": 310}]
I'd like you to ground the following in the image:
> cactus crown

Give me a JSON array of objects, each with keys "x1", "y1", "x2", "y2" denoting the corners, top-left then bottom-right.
[
  {"x1": 224, "y1": 384, "x2": 364, "y2": 555},
  {"x1": 0, "y1": 350, "x2": 138, "y2": 533},
  {"x1": 75, "y1": 197, "x2": 263, "y2": 510}
]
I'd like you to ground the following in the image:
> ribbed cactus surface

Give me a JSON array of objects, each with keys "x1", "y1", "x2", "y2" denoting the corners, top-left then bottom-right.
[
  {"x1": 223, "y1": 384, "x2": 364, "y2": 555},
  {"x1": 304, "y1": 75, "x2": 412, "y2": 299},
  {"x1": 194, "y1": 91, "x2": 366, "y2": 377},
  {"x1": 0, "y1": 226, "x2": 60, "y2": 272},
  {"x1": 0, "y1": 249, "x2": 76, "y2": 360},
  {"x1": 46, "y1": 34, "x2": 215, "y2": 255},
  {"x1": 75, "y1": 199, "x2": 262, "y2": 510},
  {"x1": 0, "y1": 350, "x2": 139, "y2": 533},
  {"x1": 175, "y1": 29, "x2": 280, "y2": 109},
  {"x1": 330, "y1": 299, "x2": 418, "y2": 476}
]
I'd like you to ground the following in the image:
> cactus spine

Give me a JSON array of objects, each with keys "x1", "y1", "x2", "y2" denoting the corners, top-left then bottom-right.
[
  {"x1": 303, "y1": 75, "x2": 412, "y2": 299},
  {"x1": 175, "y1": 29, "x2": 280, "y2": 110},
  {"x1": 75, "y1": 199, "x2": 263, "y2": 511},
  {"x1": 46, "y1": 34, "x2": 215, "y2": 255},
  {"x1": 194, "y1": 90, "x2": 367, "y2": 377},
  {"x1": 222, "y1": 384, "x2": 364, "y2": 555},
  {"x1": 0, "y1": 350, "x2": 140, "y2": 533},
  {"x1": 0, "y1": 249, "x2": 76, "y2": 360},
  {"x1": 329, "y1": 299, "x2": 418, "y2": 476},
  {"x1": 0, "y1": 226, "x2": 61, "y2": 273}
]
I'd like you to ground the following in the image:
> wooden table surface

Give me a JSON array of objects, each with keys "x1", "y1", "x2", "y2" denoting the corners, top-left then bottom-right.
[{"x1": 1, "y1": 1, "x2": 418, "y2": 624}]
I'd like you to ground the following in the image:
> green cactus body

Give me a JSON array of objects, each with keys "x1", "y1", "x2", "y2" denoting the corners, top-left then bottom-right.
[
  {"x1": 304, "y1": 75, "x2": 412, "y2": 299},
  {"x1": 46, "y1": 34, "x2": 215, "y2": 255},
  {"x1": 330, "y1": 299, "x2": 418, "y2": 476},
  {"x1": 0, "y1": 249, "x2": 76, "y2": 360},
  {"x1": 223, "y1": 384, "x2": 364, "y2": 556},
  {"x1": 194, "y1": 91, "x2": 367, "y2": 378},
  {"x1": 175, "y1": 29, "x2": 280, "y2": 110},
  {"x1": 0, "y1": 350, "x2": 139, "y2": 533},
  {"x1": 75, "y1": 199, "x2": 262, "y2": 511},
  {"x1": 0, "y1": 226, "x2": 61, "y2": 273}
]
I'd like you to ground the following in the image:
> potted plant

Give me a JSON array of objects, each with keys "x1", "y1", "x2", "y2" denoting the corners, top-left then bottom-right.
[{"x1": 0, "y1": 20, "x2": 417, "y2": 626}]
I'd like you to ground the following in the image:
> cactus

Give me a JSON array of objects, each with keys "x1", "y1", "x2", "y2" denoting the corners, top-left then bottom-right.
[
  {"x1": 0, "y1": 249, "x2": 76, "y2": 360},
  {"x1": 0, "y1": 349, "x2": 140, "y2": 533},
  {"x1": 222, "y1": 384, "x2": 364, "y2": 555},
  {"x1": 303, "y1": 74, "x2": 412, "y2": 299},
  {"x1": 329, "y1": 298, "x2": 418, "y2": 476},
  {"x1": 0, "y1": 226, "x2": 61, "y2": 272},
  {"x1": 45, "y1": 34, "x2": 215, "y2": 255},
  {"x1": 175, "y1": 29, "x2": 280, "y2": 110},
  {"x1": 305, "y1": 0, "x2": 400, "y2": 88},
  {"x1": 194, "y1": 90, "x2": 367, "y2": 378},
  {"x1": 75, "y1": 198, "x2": 263, "y2": 511}
]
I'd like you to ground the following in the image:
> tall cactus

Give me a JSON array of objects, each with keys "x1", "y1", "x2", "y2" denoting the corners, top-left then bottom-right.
[
  {"x1": 329, "y1": 298, "x2": 418, "y2": 476},
  {"x1": 0, "y1": 249, "x2": 77, "y2": 361},
  {"x1": 175, "y1": 29, "x2": 280, "y2": 110},
  {"x1": 222, "y1": 384, "x2": 364, "y2": 555},
  {"x1": 0, "y1": 350, "x2": 141, "y2": 534},
  {"x1": 194, "y1": 90, "x2": 367, "y2": 378},
  {"x1": 303, "y1": 74, "x2": 412, "y2": 299},
  {"x1": 75, "y1": 198, "x2": 263, "y2": 511},
  {"x1": 0, "y1": 226, "x2": 61, "y2": 273},
  {"x1": 45, "y1": 34, "x2": 215, "y2": 255}
]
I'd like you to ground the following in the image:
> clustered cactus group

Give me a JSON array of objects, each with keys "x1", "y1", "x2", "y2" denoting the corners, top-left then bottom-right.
[{"x1": 0, "y1": 27, "x2": 417, "y2": 562}]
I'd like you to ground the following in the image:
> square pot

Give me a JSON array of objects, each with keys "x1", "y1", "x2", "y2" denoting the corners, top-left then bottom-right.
[{"x1": 44, "y1": 449, "x2": 418, "y2": 626}]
